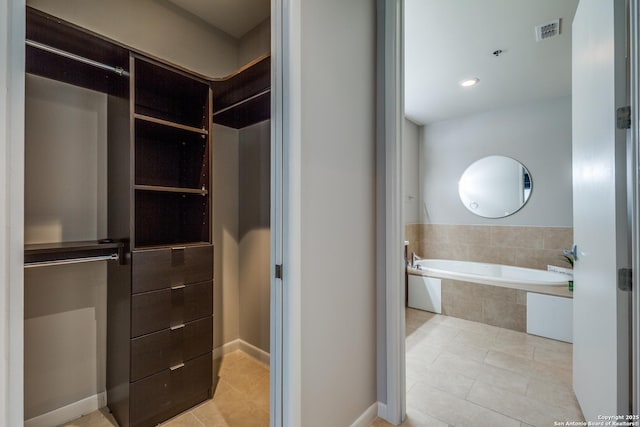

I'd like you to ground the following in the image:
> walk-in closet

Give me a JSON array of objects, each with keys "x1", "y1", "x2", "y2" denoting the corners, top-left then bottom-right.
[{"x1": 23, "y1": 1, "x2": 271, "y2": 426}]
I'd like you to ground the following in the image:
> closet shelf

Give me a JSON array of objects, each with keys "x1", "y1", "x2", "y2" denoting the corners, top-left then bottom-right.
[
  {"x1": 135, "y1": 184, "x2": 208, "y2": 196},
  {"x1": 24, "y1": 240, "x2": 124, "y2": 266},
  {"x1": 134, "y1": 114, "x2": 208, "y2": 136}
]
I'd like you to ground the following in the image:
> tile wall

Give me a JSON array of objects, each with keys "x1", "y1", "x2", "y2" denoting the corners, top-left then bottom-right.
[
  {"x1": 405, "y1": 224, "x2": 573, "y2": 271},
  {"x1": 405, "y1": 224, "x2": 573, "y2": 332},
  {"x1": 441, "y1": 279, "x2": 527, "y2": 332}
]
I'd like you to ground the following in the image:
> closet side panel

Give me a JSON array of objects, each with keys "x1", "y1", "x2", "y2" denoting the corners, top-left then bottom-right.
[{"x1": 106, "y1": 93, "x2": 132, "y2": 427}]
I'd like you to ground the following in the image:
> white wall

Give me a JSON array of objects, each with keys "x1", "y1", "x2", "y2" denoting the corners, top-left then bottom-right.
[
  {"x1": 403, "y1": 118, "x2": 420, "y2": 225},
  {"x1": 298, "y1": 0, "x2": 377, "y2": 425},
  {"x1": 26, "y1": 0, "x2": 239, "y2": 77},
  {"x1": 420, "y1": 95, "x2": 573, "y2": 226}
]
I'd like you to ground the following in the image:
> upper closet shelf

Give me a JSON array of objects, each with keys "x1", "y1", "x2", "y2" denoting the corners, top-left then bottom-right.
[
  {"x1": 212, "y1": 55, "x2": 270, "y2": 129},
  {"x1": 135, "y1": 185, "x2": 208, "y2": 196},
  {"x1": 24, "y1": 240, "x2": 124, "y2": 268},
  {"x1": 134, "y1": 114, "x2": 209, "y2": 135},
  {"x1": 26, "y1": 7, "x2": 130, "y2": 96}
]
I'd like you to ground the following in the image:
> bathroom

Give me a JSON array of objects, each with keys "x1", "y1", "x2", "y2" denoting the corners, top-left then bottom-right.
[
  {"x1": 398, "y1": 0, "x2": 584, "y2": 424},
  {"x1": 21, "y1": 0, "x2": 272, "y2": 426}
]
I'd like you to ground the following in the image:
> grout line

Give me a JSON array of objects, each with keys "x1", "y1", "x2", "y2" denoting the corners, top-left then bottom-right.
[{"x1": 187, "y1": 411, "x2": 206, "y2": 427}]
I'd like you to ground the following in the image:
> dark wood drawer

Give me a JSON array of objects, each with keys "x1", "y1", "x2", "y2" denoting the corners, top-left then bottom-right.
[
  {"x1": 131, "y1": 280, "x2": 212, "y2": 337},
  {"x1": 130, "y1": 352, "x2": 212, "y2": 427},
  {"x1": 131, "y1": 317, "x2": 212, "y2": 382},
  {"x1": 132, "y1": 244, "x2": 213, "y2": 293}
]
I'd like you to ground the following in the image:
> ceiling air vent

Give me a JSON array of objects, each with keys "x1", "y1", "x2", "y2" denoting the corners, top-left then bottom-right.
[{"x1": 535, "y1": 19, "x2": 561, "y2": 42}]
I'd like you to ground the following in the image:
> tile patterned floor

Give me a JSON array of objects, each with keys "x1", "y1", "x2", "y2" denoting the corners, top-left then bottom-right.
[
  {"x1": 61, "y1": 311, "x2": 583, "y2": 427},
  {"x1": 60, "y1": 350, "x2": 269, "y2": 427},
  {"x1": 371, "y1": 308, "x2": 584, "y2": 427}
]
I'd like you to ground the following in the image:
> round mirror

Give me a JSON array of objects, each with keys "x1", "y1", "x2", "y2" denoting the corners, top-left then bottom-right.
[{"x1": 458, "y1": 156, "x2": 532, "y2": 218}]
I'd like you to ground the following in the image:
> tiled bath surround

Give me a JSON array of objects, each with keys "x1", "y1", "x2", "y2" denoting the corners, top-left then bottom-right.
[
  {"x1": 441, "y1": 279, "x2": 528, "y2": 332},
  {"x1": 405, "y1": 224, "x2": 573, "y2": 271},
  {"x1": 406, "y1": 224, "x2": 573, "y2": 333}
]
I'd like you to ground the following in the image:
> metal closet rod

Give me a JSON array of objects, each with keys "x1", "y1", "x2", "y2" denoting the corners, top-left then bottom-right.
[
  {"x1": 24, "y1": 253, "x2": 119, "y2": 269},
  {"x1": 213, "y1": 88, "x2": 271, "y2": 116},
  {"x1": 26, "y1": 39, "x2": 129, "y2": 77}
]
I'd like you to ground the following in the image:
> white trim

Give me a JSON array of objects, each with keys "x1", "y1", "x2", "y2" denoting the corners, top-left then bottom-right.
[
  {"x1": 0, "y1": 0, "x2": 25, "y2": 426},
  {"x1": 270, "y1": 0, "x2": 285, "y2": 425},
  {"x1": 280, "y1": 0, "x2": 302, "y2": 425},
  {"x1": 349, "y1": 402, "x2": 380, "y2": 427},
  {"x1": 377, "y1": 402, "x2": 388, "y2": 420},
  {"x1": 378, "y1": 0, "x2": 406, "y2": 424},
  {"x1": 24, "y1": 392, "x2": 107, "y2": 427},
  {"x1": 213, "y1": 339, "x2": 271, "y2": 366},
  {"x1": 630, "y1": 0, "x2": 640, "y2": 416}
]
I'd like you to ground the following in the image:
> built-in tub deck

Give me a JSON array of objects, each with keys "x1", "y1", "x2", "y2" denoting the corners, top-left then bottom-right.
[{"x1": 408, "y1": 259, "x2": 573, "y2": 298}]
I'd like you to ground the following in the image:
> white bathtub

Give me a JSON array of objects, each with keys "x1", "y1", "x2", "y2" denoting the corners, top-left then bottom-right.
[{"x1": 410, "y1": 259, "x2": 569, "y2": 288}]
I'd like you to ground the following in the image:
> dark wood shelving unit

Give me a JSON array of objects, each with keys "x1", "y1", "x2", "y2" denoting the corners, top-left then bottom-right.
[
  {"x1": 25, "y1": 7, "x2": 270, "y2": 427},
  {"x1": 212, "y1": 55, "x2": 270, "y2": 129},
  {"x1": 26, "y1": 8, "x2": 215, "y2": 426}
]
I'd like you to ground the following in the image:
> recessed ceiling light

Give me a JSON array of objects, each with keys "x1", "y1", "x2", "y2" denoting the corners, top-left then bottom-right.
[{"x1": 459, "y1": 78, "x2": 480, "y2": 88}]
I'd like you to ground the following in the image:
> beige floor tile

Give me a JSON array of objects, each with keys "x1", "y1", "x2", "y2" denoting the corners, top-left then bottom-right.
[
  {"x1": 525, "y1": 378, "x2": 580, "y2": 409},
  {"x1": 431, "y1": 351, "x2": 485, "y2": 379},
  {"x1": 490, "y1": 338, "x2": 536, "y2": 360},
  {"x1": 58, "y1": 408, "x2": 118, "y2": 427},
  {"x1": 160, "y1": 412, "x2": 205, "y2": 427},
  {"x1": 412, "y1": 323, "x2": 461, "y2": 347},
  {"x1": 467, "y1": 381, "x2": 584, "y2": 426},
  {"x1": 409, "y1": 367, "x2": 475, "y2": 399},
  {"x1": 408, "y1": 382, "x2": 520, "y2": 427},
  {"x1": 533, "y1": 344, "x2": 572, "y2": 367},
  {"x1": 443, "y1": 340, "x2": 489, "y2": 362},
  {"x1": 449, "y1": 329, "x2": 498, "y2": 350},
  {"x1": 475, "y1": 363, "x2": 529, "y2": 395},
  {"x1": 484, "y1": 350, "x2": 536, "y2": 377}
]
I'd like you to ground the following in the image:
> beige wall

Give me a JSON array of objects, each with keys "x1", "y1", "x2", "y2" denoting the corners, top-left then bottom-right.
[
  {"x1": 212, "y1": 125, "x2": 240, "y2": 349},
  {"x1": 403, "y1": 118, "x2": 420, "y2": 225},
  {"x1": 26, "y1": 0, "x2": 239, "y2": 77},
  {"x1": 238, "y1": 121, "x2": 271, "y2": 352},
  {"x1": 238, "y1": 17, "x2": 271, "y2": 69},
  {"x1": 24, "y1": 75, "x2": 108, "y2": 419},
  {"x1": 299, "y1": 0, "x2": 377, "y2": 424}
]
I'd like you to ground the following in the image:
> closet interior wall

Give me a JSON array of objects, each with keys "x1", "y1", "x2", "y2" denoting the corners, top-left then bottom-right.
[{"x1": 24, "y1": 2, "x2": 271, "y2": 425}]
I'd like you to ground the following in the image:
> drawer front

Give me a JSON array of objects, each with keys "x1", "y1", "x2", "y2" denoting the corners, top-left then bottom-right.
[
  {"x1": 131, "y1": 280, "x2": 212, "y2": 337},
  {"x1": 131, "y1": 317, "x2": 212, "y2": 382},
  {"x1": 130, "y1": 352, "x2": 212, "y2": 427},
  {"x1": 132, "y1": 244, "x2": 213, "y2": 293}
]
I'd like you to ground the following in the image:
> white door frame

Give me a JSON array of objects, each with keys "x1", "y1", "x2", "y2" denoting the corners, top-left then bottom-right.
[
  {"x1": 0, "y1": 0, "x2": 25, "y2": 425},
  {"x1": 378, "y1": 0, "x2": 406, "y2": 424},
  {"x1": 271, "y1": 0, "x2": 302, "y2": 426},
  {"x1": 381, "y1": 0, "x2": 640, "y2": 423},
  {"x1": 630, "y1": 0, "x2": 640, "y2": 416}
]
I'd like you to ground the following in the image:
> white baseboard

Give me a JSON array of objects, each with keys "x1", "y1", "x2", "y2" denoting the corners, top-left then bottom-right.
[
  {"x1": 213, "y1": 338, "x2": 270, "y2": 366},
  {"x1": 350, "y1": 402, "x2": 380, "y2": 427},
  {"x1": 24, "y1": 392, "x2": 106, "y2": 427},
  {"x1": 377, "y1": 402, "x2": 387, "y2": 420}
]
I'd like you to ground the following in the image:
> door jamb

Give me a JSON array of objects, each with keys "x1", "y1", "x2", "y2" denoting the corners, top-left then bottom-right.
[{"x1": 379, "y1": 0, "x2": 406, "y2": 424}]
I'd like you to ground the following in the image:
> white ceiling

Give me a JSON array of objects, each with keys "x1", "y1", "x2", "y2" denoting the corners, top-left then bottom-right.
[
  {"x1": 168, "y1": 0, "x2": 270, "y2": 39},
  {"x1": 405, "y1": 0, "x2": 579, "y2": 125}
]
